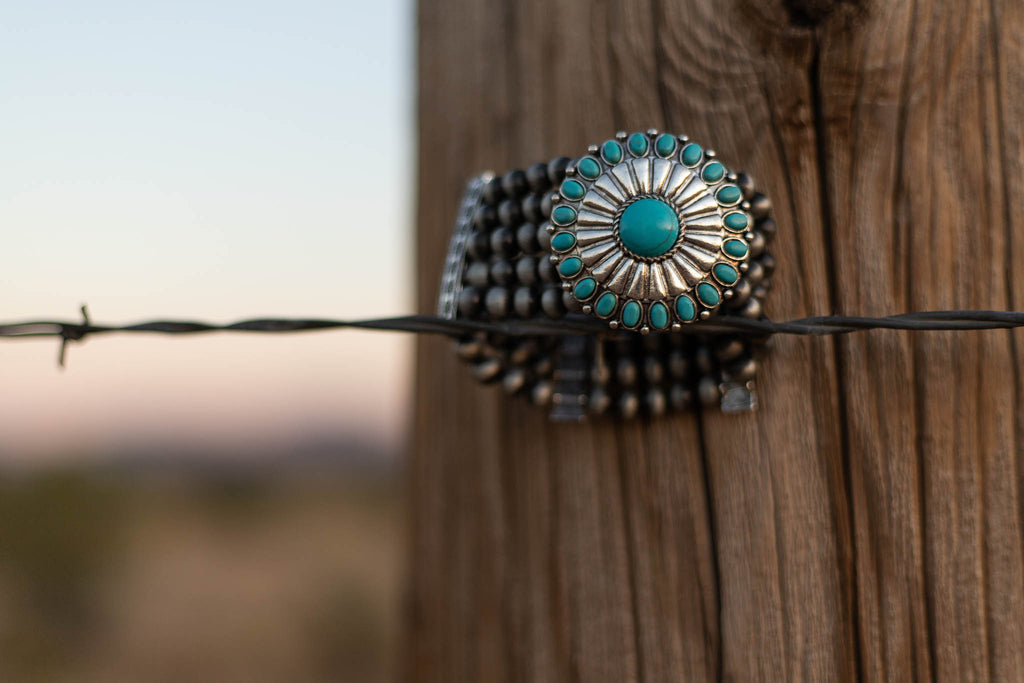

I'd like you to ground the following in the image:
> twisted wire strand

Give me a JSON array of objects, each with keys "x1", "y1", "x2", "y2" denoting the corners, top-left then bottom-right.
[{"x1": 3, "y1": 306, "x2": 1024, "y2": 367}]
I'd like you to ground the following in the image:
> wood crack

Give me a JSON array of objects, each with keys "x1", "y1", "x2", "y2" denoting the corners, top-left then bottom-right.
[{"x1": 808, "y1": 30, "x2": 863, "y2": 683}]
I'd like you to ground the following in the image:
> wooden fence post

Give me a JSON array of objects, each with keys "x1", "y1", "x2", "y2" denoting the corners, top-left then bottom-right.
[{"x1": 409, "y1": 1, "x2": 1024, "y2": 679}]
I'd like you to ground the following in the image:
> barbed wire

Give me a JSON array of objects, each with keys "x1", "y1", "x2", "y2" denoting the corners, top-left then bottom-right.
[{"x1": 3, "y1": 305, "x2": 1024, "y2": 368}]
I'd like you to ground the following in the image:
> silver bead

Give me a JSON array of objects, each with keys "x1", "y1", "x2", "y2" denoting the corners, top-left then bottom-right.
[
  {"x1": 616, "y1": 358, "x2": 638, "y2": 386},
  {"x1": 515, "y1": 256, "x2": 538, "y2": 284},
  {"x1": 591, "y1": 359, "x2": 612, "y2": 385},
  {"x1": 513, "y1": 287, "x2": 537, "y2": 318},
  {"x1": 644, "y1": 356, "x2": 664, "y2": 384},
  {"x1": 454, "y1": 338, "x2": 484, "y2": 361},
  {"x1": 472, "y1": 358, "x2": 503, "y2": 383},
  {"x1": 728, "y1": 280, "x2": 752, "y2": 309},
  {"x1": 465, "y1": 262, "x2": 490, "y2": 289},
  {"x1": 740, "y1": 297, "x2": 763, "y2": 319},
  {"x1": 714, "y1": 338, "x2": 746, "y2": 363},
  {"x1": 645, "y1": 388, "x2": 667, "y2": 417},
  {"x1": 509, "y1": 340, "x2": 537, "y2": 364},
  {"x1": 531, "y1": 380, "x2": 553, "y2": 406},
  {"x1": 728, "y1": 357, "x2": 758, "y2": 383},
  {"x1": 485, "y1": 287, "x2": 510, "y2": 318},
  {"x1": 669, "y1": 384, "x2": 693, "y2": 412},
  {"x1": 750, "y1": 194, "x2": 771, "y2": 220},
  {"x1": 668, "y1": 349, "x2": 688, "y2": 379},
  {"x1": 698, "y1": 376, "x2": 720, "y2": 406},
  {"x1": 502, "y1": 368, "x2": 527, "y2": 394},
  {"x1": 745, "y1": 261, "x2": 765, "y2": 287},
  {"x1": 619, "y1": 392, "x2": 640, "y2": 419},
  {"x1": 695, "y1": 345, "x2": 714, "y2": 374},
  {"x1": 589, "y1": 388, "x2": 612, "y2": 415},
  {"x1": 563, "y1": 290, "x2": 584, "y2": 313},
  {"x1": 736, "y1": 172, "x2": 756, "y2": 200},
  {"x1": 748, "y1": 231, "x2": 766, "y2": 258},
  {"x1": 540, "y1": 287, "x2": 564, "y2": 318}
]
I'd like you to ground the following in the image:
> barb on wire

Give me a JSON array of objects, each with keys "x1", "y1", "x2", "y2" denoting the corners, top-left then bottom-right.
[{"x1": 3, "y1": 305, "x2": 1024, "y2": 369}]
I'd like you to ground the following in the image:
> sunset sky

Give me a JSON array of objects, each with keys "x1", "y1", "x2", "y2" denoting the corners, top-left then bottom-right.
[{"x1": 1, "y1": 1, "x2": 414, "y2": 462}]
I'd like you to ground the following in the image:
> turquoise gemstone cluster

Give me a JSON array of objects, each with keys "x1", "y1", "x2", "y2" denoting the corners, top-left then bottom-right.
[{"x1": 548, "y1": 130, "x2": 753, "y2": 331}]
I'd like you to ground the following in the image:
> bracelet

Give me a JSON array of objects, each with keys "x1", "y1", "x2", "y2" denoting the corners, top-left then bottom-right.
[{"x1": 437, "y1": 129, "x2": 776, "y2": 421}]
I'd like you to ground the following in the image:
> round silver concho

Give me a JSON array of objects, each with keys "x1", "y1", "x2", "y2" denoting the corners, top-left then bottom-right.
[{"x1": 548, "y1": 130, "x2": 753, "y2": 332}]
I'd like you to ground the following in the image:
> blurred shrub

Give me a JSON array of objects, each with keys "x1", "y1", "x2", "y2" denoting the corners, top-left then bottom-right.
[{"x1": 0, "y1": 471, "x2": 129, "y2": 675}]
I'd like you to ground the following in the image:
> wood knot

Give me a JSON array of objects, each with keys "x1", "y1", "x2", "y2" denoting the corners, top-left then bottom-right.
[{"x1": 783, "y1": 0, "x2": 853, "y2": 27}]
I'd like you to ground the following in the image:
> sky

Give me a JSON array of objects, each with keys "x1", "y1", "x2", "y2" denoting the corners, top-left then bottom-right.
[{"x1": 0, "y1": 1, "x2": 414, "y2": 462}]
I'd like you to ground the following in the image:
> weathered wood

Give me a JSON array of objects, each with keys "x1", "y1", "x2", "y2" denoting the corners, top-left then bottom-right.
[{"x1": 408, "y1": 1, "x2": 1024, "y2": 680}]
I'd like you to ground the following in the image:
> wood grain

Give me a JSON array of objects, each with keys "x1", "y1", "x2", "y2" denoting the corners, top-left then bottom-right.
[{"x1": 408, "y1": 1, "x2": 1024, "y2": 680}]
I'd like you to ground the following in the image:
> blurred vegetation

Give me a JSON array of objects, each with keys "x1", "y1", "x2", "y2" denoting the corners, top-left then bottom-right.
[
  {"x1": 0, "y1": 471, "x2": 129, "y2": 677},
  {"x1": 0, "y1": 466, "x2": 402, "y2": 683}
]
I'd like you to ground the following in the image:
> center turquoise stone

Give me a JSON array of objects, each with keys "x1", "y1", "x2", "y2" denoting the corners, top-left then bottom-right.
[{"x1": 617, "y1": 198, "x2": 680, "y2": 257}]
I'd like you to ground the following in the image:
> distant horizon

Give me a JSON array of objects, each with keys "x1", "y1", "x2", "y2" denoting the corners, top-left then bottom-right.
[{"x1": 1, "y1": 1, "x2": 415, "y2": 462}]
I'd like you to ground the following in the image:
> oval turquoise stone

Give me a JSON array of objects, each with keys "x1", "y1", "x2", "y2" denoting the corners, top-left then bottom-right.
[
  {"x1": 551, "y1": 232, "x2": 576, "y2": 252},
  {"x1": 696, "y1": 282, "x2": 721, "y2": 307},
  {"x1": 701, "y1": 161, "x2": 725, "y2": 183},
  {"x1": 551, "y1": 205, "x2": 577, "y2": 225},
  {"x1": 558, "y1": 257, "x2": 583, "y2": 277},
  {"x1": 676, "y1": 295, "x2": 696, "y2": 322},
  {"x1": 621, "y1": 301, "x2": 642, "y2": 328},
  {"x1": 576, "y1": 157, "x2": 601, "y2": 179},
  {"x1": 717, "y1": 185, "x2": 742, "y2": 205},
  {"x1": 601, "y1": 140, "x2": 623, "y2": 164},
  {"x1": 713, "y1": 263, "x2": 739, "y2": 285},
  {"x1": 560, "y1": 179, "x2": 585, "y2": 201},
  {"x1": 617, "y1": 198, "x2": 680, "y2": 257},
  {"x1": 724, "y1": 212, "x2": 748, "y2": 231},
  {"x1": 627, "y1": 133, "x2": 649, "y2": 156},
  {"x1": 649, "y1": 302, "x2": 669, "y2": 329},
  {"x1": 723, "y1": 238, "x2": 748, "y2": 258},
  {"x1": 655, "y1": 134, "x2": 677, "y2": 158},
  {"x1": 681, "y1": 143, "x2": 703, "y2": 166},
  {"x1": 573, "y1": 277, "x2": 597, "y2": 300},
  {"x1": 594, "y1": 292, "x2": 618, "y2": 318}
]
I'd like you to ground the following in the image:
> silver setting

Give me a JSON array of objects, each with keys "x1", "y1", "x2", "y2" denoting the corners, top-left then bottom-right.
[{"x1": 550, "y1": 131, "x2": 752, "y2": 331}]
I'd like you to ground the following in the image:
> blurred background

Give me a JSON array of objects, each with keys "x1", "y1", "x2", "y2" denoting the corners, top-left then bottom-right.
[{"x1": 1, "y1": 1, "x2": 412, "y2": 680}]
